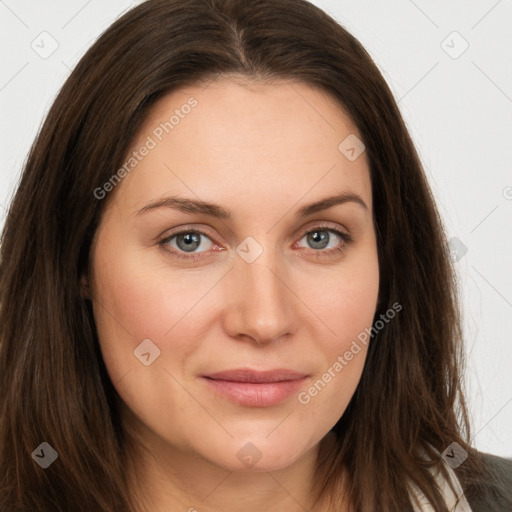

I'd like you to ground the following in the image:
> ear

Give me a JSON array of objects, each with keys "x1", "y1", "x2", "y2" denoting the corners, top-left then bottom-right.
[{"x1": 80, "y1": 273, "x2": 91, "y2": 300}]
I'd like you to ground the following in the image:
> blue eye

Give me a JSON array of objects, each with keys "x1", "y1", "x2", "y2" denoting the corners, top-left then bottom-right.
[
  {"x1": 159, "y1": 229, "x2": 215, "y2": 259},
  {"x1": 173, "y1": 232, "x2": 211, "y2": 252},
  {"x1": 292, "y1": 226, "x2": 353, "y2": 259},
  {"x1": 158, "y1": 225, "x2": 353, "y2": 260},
  {"x1": 298, "y1": 228, "x2": 349, "y2": 251}
]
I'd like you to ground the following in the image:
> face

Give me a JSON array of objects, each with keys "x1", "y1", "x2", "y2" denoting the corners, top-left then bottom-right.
[{"x1": 88, "y1": 77, "x2": 379, "y2": 476}]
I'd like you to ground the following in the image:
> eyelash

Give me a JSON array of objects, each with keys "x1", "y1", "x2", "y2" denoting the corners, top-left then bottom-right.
[{"x1": 157, "y1": 224, "x2": 353, "y2": 261}]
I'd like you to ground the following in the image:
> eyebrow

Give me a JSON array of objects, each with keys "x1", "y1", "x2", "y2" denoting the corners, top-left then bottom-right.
[{"x1": 135, "y1": 192, "x2": 368, "y2": 219}]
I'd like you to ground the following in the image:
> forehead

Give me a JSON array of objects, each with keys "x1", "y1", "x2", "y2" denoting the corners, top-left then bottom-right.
[{"x1": 112, "y1": 77, "x2": 372, "y2": 217}]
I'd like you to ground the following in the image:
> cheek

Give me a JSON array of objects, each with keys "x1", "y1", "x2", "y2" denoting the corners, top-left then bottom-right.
[
  {"x1": 300, "y1": 249, "x2": 379, "y2": 348},
  {"x1": 90, "y1": 240, "x2": 217, "y2": 383},
  {"x1": 296, "y1": 275, "x2": 377, "y2": 427},
  {"x1": 296, "y1": 248, "x2": 379, "y2": 411},
  {"x1": 90, "y1": 243, "x2": 219, "y2": 440}
]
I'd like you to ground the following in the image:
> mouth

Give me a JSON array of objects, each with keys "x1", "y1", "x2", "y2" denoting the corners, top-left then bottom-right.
[{"x1": 201, "y1": 368, "x2": 309, "y2": 407}]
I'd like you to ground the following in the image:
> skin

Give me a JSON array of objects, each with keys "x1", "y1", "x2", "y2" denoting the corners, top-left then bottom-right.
[{"x1": 86, "y1": 77, "x2": 379, "y2": 512}]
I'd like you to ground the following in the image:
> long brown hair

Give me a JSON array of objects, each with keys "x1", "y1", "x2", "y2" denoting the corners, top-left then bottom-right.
[{"x1": 0, "y1": 0, "x2": 501, "y2": 510}]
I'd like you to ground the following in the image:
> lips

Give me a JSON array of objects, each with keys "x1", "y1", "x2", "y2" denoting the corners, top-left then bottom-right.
[
  {"x1": 202, "y1": 368, "x2": 309, "y2": 407},
  {"x1": 205, "y1": 368, "x2": 308, "y2": 383}
]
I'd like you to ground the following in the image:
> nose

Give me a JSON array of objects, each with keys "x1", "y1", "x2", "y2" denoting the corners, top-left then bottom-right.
[{"x1": 222, "y1": 251, "x2": 297, "y2": 345}]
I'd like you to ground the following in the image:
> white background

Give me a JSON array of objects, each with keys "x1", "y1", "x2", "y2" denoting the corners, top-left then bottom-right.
[{"x1": 0, "y1": 0, "x2": 511, "y2": 457}]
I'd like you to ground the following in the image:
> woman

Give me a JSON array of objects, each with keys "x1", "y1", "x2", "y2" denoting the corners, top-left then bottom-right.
[{"x1": 0, "y1": 0, "x2": 510, "y2": 510}]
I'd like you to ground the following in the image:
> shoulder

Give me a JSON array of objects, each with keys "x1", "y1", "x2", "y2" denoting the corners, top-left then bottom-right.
[
  {"x1": 463, "y1": 451, "x2": 512, "y2": 512},
  {"x1": 407, "y1": 450, "x2": 512, "y2": 512}
]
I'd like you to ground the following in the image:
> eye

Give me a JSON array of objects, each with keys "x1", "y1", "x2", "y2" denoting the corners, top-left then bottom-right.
[
  {"x1": 159, "y1": 229, "x2": 219, "y2": 260},
  {"x1": 295, "y1": 225, "x2": 353, "y2": 258},
  {"x1": 158, "y1": 224, "x2": 353, "y2": 261}
]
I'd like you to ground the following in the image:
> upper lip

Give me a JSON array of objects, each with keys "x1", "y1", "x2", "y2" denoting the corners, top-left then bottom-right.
[{"x1": 203, "y1": 368, "x2": 308, "y2": 383}]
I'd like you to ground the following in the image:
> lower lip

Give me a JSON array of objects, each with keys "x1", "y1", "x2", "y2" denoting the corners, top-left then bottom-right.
[{"x1": 202, "y1": 377, "x2": 308, "y2": 407}]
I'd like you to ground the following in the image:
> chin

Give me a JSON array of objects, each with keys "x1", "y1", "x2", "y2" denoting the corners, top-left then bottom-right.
[{"x1": 199, "y1": 432, "x2": 316, "y2": 473}]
